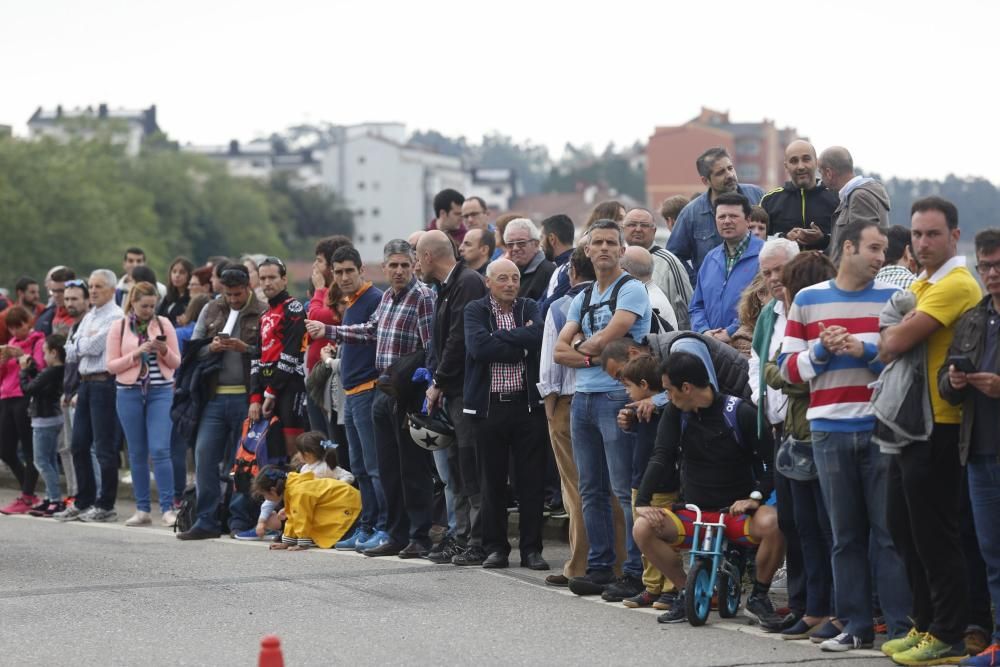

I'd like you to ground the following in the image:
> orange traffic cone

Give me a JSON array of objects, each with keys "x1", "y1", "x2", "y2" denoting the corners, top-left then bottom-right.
[{"x1": 258, "y1": 635, "x2": 284, "y2": 667}]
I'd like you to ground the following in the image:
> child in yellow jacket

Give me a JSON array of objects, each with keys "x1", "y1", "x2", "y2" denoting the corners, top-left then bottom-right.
[{"x1": 253, "y1": 465, "x2": 360, "y2": 550}]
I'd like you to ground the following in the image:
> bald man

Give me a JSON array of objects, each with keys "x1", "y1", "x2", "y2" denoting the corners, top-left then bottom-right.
[
  {"x1": 818, "y1": 146, "x2": 891, "y2": 265},
  {"x1": 462, "y1": 258, "x2": 548, "y2": 570},
  {"x1": 415, "y1": 230, "x2": 489, "y2": 565},
  {"x1": 759, "y1": 140, "x2": 839, "y2": 251},
  {"x1": 621, "y1": 246, "x2": 677, "y2": 331}
]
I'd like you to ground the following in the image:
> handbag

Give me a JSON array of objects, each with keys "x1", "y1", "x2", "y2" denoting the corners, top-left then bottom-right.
[{"x1": 775, "y1": 435, "x2": 817, "y2": 481}]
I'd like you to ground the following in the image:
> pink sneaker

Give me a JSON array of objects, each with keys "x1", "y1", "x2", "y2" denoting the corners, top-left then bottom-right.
[{"x1": 0, "y1": 495, "x2": 40, "y2": 515}]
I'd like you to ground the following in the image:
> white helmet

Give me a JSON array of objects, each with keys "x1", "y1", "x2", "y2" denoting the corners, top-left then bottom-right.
[{"x1": 408, "y1": 412, "x2": 455, "y2": 451}]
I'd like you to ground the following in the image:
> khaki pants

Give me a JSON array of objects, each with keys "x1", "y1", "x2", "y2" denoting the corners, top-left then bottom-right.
[{"x1": 547, "y1": 395, "x2": 626, "y2": 578}]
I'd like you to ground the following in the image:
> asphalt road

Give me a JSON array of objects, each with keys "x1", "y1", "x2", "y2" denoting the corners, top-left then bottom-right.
[{"x1": 0, "y1": 487, "x2": 890, "y2": 667}]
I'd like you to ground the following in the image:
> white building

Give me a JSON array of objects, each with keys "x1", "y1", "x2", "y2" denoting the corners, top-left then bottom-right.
[
  {"x1": 183, "y1": 140, "x2": 323, "y2": 187},
  {"x1": 467, "y1": 167, "x2": 517, "y2": 212},
  {"x1": 27, "y1": 104, "x2": 159, "y2": 157},
  {"x1": 321, "y1": 124, "x2": 468, "y2": 261}
]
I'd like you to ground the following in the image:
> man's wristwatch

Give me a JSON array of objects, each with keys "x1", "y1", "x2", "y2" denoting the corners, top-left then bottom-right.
[{"x1": 573, "y1": 338, "x2": 585, "y2": 352}]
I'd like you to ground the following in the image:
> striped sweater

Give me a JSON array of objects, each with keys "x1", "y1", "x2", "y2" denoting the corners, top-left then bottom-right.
[{"x1": 778, "y1": 279, "x2": 898, "y2": 432}]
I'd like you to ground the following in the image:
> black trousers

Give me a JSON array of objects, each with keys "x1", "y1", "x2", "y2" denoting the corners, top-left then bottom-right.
[
  {"x1": 774, "y1": 467, "x2": 807, "y2": 614},
  {"x1": 372, "y1": 390, "x2": 434, "y2": 547},
  {"x1": 475, "y1": 397, "x2": 545, "y2": 558},
  {"x1": 0, "y1": 396, "x2": 37, "y2": 496},
  {"x1": 960, "y1": 464, "x2": 994, "y2": 633},
  {"x1": 887, "y1": 424, "x2": 968, "y2": 644}
]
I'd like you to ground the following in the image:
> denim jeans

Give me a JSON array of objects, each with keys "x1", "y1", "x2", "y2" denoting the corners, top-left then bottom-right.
[
  {"x1": 305, "y1": 394, "x2": 330, "y2": 437},
  {"x1": 343, "y1": 389, "x2": 387, "y2": 533},
  {"x1": 32, "y1": 424, "x2": 63, "y2": 501},
  {"x1": 968, "y1": 454, "x2": 1000, "y2": 644},
  {"x1": 433, "y1": 447, "x2": 458, "y2": 535},
  {"x1": 571, "y1": 389, "x2": 641, "y2": 578},
  {"x1": 117, "y1": 384, "x2": 175, "y2": 513},
  {"x1": 788, "y1": 477, "x2": 833, "y2": 617},
  {"x1": 71, "y1": 378, "x2": 121, "y2": 511},
  {"x1": 192, "y1": 393, "x2": 246, "y2": 533},
  {"x1": 812, "y1": 429, "x2": 911, "y2": 639}
]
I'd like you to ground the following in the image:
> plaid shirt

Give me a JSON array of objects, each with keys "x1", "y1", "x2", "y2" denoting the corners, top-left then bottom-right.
[
  {"x1": 875, "y1": 264, "x2": 916, "y2": 290},
  {"x1": 325, "y1": 278, "x2": 434, "y2": 373},
  {"x1": 489, "y1": 296, "x2": 526, "y2": 393},
  {"x1": 725, "y1": 233, "x2": 752, "y2": 276}
]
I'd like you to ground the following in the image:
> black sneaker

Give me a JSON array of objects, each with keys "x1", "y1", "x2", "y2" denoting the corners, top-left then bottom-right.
[
  {"x1": 398, "y1": 541, "x2": 431, "y2": 559},
  {"x1": 601, "y1": 574, "x2": 644, "y2": 602},
  {"x1": 426, "y1": 537, "x2": 463, "y2": 564},
  {"x1": 657, "y1": 591, "x2": 688, "y2": 623},
  {"x1": 568, "y1": 570, "x2": 615, "y2": 596},
  {"x1": 744, "y1": 594, "x2": 785, "y2": 632},
  {"x1": 452, "y1": 545, "x2": 487, "y2": 566}
]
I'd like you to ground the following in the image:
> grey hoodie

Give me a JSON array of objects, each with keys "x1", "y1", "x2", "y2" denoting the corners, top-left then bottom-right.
[{"x1": 829, "y1": 178, "x2": 891, "y2": 265}]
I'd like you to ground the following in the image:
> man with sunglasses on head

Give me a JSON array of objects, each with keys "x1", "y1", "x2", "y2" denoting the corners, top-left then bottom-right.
[
  {"x1": 35, "y1": 267, "x2": 77, "y2": 337},
  {"x1": 176, "y1": 264, "x2": 267, "y2": 540}
]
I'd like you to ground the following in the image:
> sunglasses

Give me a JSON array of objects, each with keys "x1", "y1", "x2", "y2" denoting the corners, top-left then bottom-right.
[{"x1": 65, "y1": 279, "x2": 86, "y2": 288}]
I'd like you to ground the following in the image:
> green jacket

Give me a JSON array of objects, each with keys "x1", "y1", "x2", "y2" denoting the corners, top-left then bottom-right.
[{"x1": 764, "y1": 355, "x2": 811, "y2": 442}]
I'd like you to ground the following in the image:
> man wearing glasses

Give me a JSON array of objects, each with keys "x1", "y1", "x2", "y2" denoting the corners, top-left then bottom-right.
[
  {"x1": 504, "y1": 218, "x2": 555, "y2": 302},
  {"x1": 940, "y1": 228, "x2": 1000, "y2": 667},
  {"x1": 623, "y1": 207, "x2": 692, "y2": 330},
  {"x1": 461, "y1": 196, "x2": 493, "y2": 233}
]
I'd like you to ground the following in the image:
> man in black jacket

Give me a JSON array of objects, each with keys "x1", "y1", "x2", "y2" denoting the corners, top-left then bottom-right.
[
  {"x1": 633, "y1": 351, "x2": 784, "y2": 627},
  {"x1": 418, "y1": 230, "x2": 489, "y2": 565},
  {"x1": 463, "y1": 259, "x2": 548, "y2": 571},
  {"x1": 760, "y1": 140, "x2": 838, "y2": 251}
]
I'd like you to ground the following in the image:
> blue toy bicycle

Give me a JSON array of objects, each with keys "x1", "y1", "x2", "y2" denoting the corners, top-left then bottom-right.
[{"x1": 680, "y1": 502, "x2": 750, "y2": 627}]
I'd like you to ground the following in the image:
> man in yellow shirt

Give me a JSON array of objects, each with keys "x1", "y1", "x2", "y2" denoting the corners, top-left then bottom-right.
[{"x1": 879, "y1": 197, "x2": 983, "y2": 666}]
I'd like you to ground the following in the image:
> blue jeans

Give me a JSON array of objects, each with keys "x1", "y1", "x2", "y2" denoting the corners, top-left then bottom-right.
[
  {"x1": 571, "y1": 390, "x2": 641, "y2": 578},
  {"x1": 32, "y1": 424, "x2": 63, "y2": 501},
  {"x1": 812, "y1": 429, "x2": 911, "y2": 639},
  {"x1": 966, "y1": 455, "x2": 1000, "y2": 644},
  {"x1": 192, "y1": 393, "x2": 246, "y2": 533},
  {"x1": 343, "y1": 389, "x2": 387, "y2": 533},
  {"x1": 117, "y1": 384, "x2": 175, "y2": 513},
  {"x1": 788, "y1": 477, "x2": 833, "y2": 617},
  {"x1": 71, "y1": 378, "x2": 121, "y2": 510},
  {"x1": 433, "y1": 447, "x2": 458, "y2": 535}
]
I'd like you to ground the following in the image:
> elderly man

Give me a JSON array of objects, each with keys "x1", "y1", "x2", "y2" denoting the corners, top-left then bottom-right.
[
  {"x1": 505, "y1": 218, "x2": 555, "y2": 301},
  {"x1": 818, "y1": 147, "x2": 891, "y2": 265},
  {"x1": 55, "y1": 269, "x2": 124, "y2": 523},
  {"x1": 463, "y1": 259, "x2": 548, "y2": 570},
  {"x1": 759, "y1": 140, "x2": 839, "y2": 251},
  {"x1": 621, "y1": 246, "x2": 677, "y2": 331},
  {"x1": 623, "y1": 207, "x2": 691, "y2": 330}
]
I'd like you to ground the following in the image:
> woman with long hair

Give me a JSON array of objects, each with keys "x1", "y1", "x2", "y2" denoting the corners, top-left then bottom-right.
[
  {"x1": 106, "y1": 281, "x2": 180, "y2": 527},
  {"x1": 158, "y1": 257, "x2": 194, "y2": 325}
]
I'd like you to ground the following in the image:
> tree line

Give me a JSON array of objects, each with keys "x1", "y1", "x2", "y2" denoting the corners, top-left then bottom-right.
[{"x1": 0, "y1": 135, "x2": 353, "y2": 289}]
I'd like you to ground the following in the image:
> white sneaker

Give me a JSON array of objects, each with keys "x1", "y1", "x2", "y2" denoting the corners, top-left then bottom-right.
[
  {"x1": 161, "y1": 510, "x2": 178, "y2": 527},
  {"x1": 125, "y1": 511, "x2": 152, "y2": 527},
  {"x1": 54, "y1": 503, "x2": 84, "y2": 522},
  {"x1": 121, "y1": 473, "x2": 133, "y2": 485}
]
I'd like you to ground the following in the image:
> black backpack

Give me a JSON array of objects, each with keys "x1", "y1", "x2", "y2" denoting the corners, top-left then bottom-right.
[
  {"x1": 580, "y1": 274, "x2": 672, "y2": 335},
  {"x1": 173, "y1": 484, "x2": 198, "y2": 534}
]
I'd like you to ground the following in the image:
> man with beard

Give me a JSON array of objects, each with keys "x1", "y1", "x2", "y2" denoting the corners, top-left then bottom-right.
[
  {"x1": 35, "y1": 267, "x2": 78, "y2": 337},
  {"x1": 0, "y1": 276, "x2": 43, "y2": 344},
  {"x1": 540, "y1": 214, "x2": 576, "y2": 307},
  {"x1": 759, "y1": 140, "x2": 838, "y2": 251},
  {"x1": 667, "y1": 147, "x2": 765, "y2": 283}
]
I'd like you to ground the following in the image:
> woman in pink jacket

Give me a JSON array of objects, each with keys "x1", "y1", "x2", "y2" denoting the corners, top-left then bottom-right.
[
  {"x1": 106, "y1": 282, "x2": 181, "y2": 527},
  {"x1": 0, "y1": 306, "x2": 46, "y2": 514}
]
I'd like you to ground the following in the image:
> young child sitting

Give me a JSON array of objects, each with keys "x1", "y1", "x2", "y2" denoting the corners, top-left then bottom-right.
[
  {"x1": 252, "y1": 462, "x2": 361, "y2": 551},
  {"x1": 616, "y1": 354, "x2": 681, "y2": 610}
]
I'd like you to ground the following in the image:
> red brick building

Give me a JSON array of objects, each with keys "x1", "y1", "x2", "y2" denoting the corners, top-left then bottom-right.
[{"x1": 646, "y1": 107, "x2": 799, "y2": 208}]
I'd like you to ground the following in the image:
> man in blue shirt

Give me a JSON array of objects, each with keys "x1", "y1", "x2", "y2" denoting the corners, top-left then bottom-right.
[
  {"x1": 554, "y1": 220, "x2": 652, "y2": 601},
  {"x1": 688, "y1": 192, "x2": 763, "y2": 342},
  {"x1": 666, "y1": 147, "x2": 764, "y2": 283}
]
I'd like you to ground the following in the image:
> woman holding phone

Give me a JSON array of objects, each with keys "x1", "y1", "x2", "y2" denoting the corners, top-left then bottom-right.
[{"x1": 106, "y1": 281, "x2": 181, "y2": 527}]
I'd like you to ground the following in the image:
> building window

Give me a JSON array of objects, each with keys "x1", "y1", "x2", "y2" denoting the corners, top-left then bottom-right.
[
  {"x1": 357, "y1": 155, "x2": 366, "y2": 164},
  {"x1": 355, "y1": 208, "x2": 365, "y2": 217},
  {"x1": 372, "y1": 233, "x2": 382, "y2": 243},
  {"x1": 491, "y1": 186, "x2": 504, "y2": 195},
  {"x1": 736, "y1": 140, "x2": 760, "y2": 156},
  {"x1": 357, "y1": 181, "x2": 366, "y2": 190},
  {"x1": 740, "y1": 164, "x2": 761, "y2": 182},
  {"x1": 358, "y1": 234, "x2": 366, "y2": 243},
  {"x1": 371, "y1": 207, "x2": 380, "y2": 217}
]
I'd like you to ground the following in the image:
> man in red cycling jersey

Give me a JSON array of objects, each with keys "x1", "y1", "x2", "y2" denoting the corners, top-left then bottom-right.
[{"x1": 633, "y1": 351, "x2": 785, "y2": 628}]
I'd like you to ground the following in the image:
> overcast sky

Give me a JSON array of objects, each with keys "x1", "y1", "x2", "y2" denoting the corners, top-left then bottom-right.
[{"x1": 4, "y1": 0, "x2": 998, "y2": 183}]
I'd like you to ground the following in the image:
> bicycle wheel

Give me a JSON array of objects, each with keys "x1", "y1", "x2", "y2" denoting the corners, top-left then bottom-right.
[
  {"x1": 685, "y1": 558, "x2": 713, "y2": 626},
  {"x1": 717, "y1": 562, "x2": 742, "y2": 619}
]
